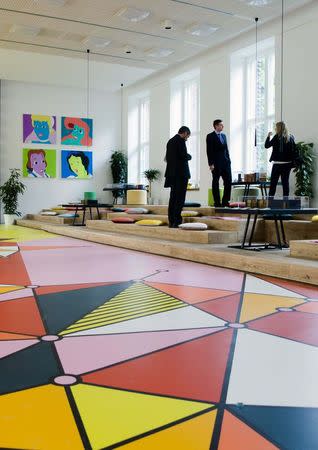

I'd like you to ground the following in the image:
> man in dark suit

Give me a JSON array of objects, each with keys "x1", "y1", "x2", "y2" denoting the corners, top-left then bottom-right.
[
  {"x1": 164, "y1": 126, "x2": 192, "y2": 228},
  {"x1": 206, "y1": 119, "x2": 232, "y2": 207}
]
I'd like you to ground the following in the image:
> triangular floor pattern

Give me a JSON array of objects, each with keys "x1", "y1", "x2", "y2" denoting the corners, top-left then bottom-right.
[
  {"x1": 71, "y1": 383, "x2": 214, "y2": 450},
  {"x1": 82, "y1": 329, "x2": 233, "y2": 403},
  {"x1": 218, "y1": 410, "x2": 278, "y2": 449},
  {"x1": 60, "y1": 282, "x2": 187, "y2": 336},
  {"x1": 117, "y1": 410, "x2": 217, "y2": 450},
  {"x1": 228, "y1": 405, "x2": 318, "y2": 450},
  {"x1": 0, "y1": 384, "x2": 84, "y2": 450}
]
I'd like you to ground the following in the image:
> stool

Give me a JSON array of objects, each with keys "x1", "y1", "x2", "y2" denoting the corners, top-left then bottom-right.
[{"x1": 127, "y1": 189, "x2": 147, "y2": 205}]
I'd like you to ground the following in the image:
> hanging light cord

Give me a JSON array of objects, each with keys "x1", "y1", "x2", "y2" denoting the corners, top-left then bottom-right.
[
  {"x1": 280, "y1": 0, "x2": 284, "y2": 122},
  {"x1": 86, "y1": 49, "x2": 90, "y2": 121},
  {"x1": 255, "y1": 17, "x2": 259, "y2": 147}
]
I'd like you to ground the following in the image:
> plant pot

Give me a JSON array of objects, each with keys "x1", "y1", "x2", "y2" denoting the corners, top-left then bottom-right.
[{"x1": 3, "y1": 214, "x2": 16, "y2": 225}]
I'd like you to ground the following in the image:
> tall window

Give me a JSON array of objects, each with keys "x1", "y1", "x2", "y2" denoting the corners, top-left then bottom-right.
[
  {"x1": 170, "y1": 70, "x2": 200, "y2": 186},
  {"x1": 230, "y1": 38, "x2": 275, "y2": 175},
  {"x1": 128, "y1": 93, "x2": 150, "y2": 184}
]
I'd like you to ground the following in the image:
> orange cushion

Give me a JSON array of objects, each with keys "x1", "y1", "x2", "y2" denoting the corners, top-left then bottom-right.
[{"x1": 111, "y1": 217, "x2": 135, "y2": 224}]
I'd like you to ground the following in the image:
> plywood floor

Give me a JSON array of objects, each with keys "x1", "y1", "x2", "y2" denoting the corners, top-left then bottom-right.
[{"x1": 0, "y1": 225, "x2": 318, "y2": 449}]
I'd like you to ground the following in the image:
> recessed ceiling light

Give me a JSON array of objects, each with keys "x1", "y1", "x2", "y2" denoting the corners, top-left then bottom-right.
[
  {"x1": 240, "y1": 0, "x2": 272, "y2": 5},
  {"x1": 161, "y1": 19, "x2": 174, "y2": 30},
  {"x1": 186, "y1": 23, "x2": 219, "y2": 37},
  {"x1": 115, "y1": 7, "x2": 150, "y2": 22},
  {"x1": 146, "y1": 48, "x2": 174, "y2": 58},
  {"x1": 9, "y1": 24, "x2": 41, "y2": 37},
  {"x1": 82, "y1": 36, "x2": 111, "y2": 49},
  {"x1": 123, "y1": 45, "x2": 133, "y2": 54},
  {"x1": 33, "y1": 0, "x2": 67, "y2": 6}
]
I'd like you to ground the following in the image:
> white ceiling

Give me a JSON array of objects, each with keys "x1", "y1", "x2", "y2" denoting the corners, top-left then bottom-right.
[{"x1": 0, "y1": 0, "x2": 313, "y2": 72}]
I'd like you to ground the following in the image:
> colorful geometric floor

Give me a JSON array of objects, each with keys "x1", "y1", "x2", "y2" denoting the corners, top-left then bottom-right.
[{"x1": 1, "y1": 225, "x2": 318, "y2": 450}]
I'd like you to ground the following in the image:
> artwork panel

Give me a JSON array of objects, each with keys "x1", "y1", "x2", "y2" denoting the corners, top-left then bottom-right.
[
  {"x1": 22, "y1": 149, "x2": 56, "y2": 179},
  {"x1": 61, "y1": 116, "x2": 93, "y2": 147},
  {"x1": 61, "y1": 150, "x2": 93, "y2": 179},
  {"x1": 23, "y1": 114, "x2": 57, "y2": 144}
]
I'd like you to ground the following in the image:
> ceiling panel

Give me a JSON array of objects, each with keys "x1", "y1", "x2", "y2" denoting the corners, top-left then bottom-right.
[{"x1": 0, "y1": 0, "x2": 313, "y2": 71}]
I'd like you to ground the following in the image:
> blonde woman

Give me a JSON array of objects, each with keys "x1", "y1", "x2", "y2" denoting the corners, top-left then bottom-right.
[{"x1": 265, "y1": 121, "x2": 296, "y2": 197}]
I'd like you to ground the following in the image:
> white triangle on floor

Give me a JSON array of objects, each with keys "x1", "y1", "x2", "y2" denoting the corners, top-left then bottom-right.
[
  {"x1": 244, "y1": 275, "x2": 305, "y2": 298},
  {"x1": 0, "y1": 247, "x2": 19, "y2": 257},
  {"x1": 226, "y1": 329, "x2": 318, "y2": 407},
  {"x1": 66, "y1": 305, "x2": 226, "y2": 336}
]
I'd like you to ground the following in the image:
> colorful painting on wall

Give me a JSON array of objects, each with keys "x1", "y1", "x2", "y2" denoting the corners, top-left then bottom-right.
[
  {"x1": 22, "y1": 149, "x2": 57, "y2": 178},
  {"x1": 61, "y1": 150, "x2": 93, "y2": 179},
  {"x1": 23, "y1": 114, "x2": 57, "y2": 144},
  {"x1": 61, "y1": 117, "x2": 93, "y2": 147}
]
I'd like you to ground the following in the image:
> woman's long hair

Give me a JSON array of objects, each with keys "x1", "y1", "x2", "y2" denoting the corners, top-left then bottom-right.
[{"x1": 275, "y1": 121, "x2": 290, "y2": 143}]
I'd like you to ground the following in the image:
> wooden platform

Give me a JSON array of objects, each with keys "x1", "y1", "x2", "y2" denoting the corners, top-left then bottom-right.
[
  {"x1": 290, "y1": 240, "x2": 318, "y2": 261},
  {"x1": 86, "y1": 220, "x2": 239, "y2": 244},
  {"x1": 27, "y1": 214, "x2": 73, "y2": 225},
  {"x1": 265, "y1": 220, "x2": 318, "y2": 243},
  {"x1": 16, "y1": 219, "x2": 318, "y2": 285}
]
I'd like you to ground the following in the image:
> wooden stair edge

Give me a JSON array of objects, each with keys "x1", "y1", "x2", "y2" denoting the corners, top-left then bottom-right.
[{"x1": 16, "y1": 219, "x2": 318, "y2": 286}]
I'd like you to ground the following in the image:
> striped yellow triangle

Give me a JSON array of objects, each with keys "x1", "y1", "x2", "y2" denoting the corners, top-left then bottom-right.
[{"x1": 60, "y1": 282, "x2": 186, "y2": 336}]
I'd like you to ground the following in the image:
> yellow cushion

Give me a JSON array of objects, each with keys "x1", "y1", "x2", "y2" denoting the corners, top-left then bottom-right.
[
  {"x1": 136, "y1": 219, "x2": 163, "y2": 226},
  {"x1": 181, "y1": 211, "x2": 199, "y2": 217},
  {"x1": 312, "y1": 215, "x2": 318, "y2": 222}
]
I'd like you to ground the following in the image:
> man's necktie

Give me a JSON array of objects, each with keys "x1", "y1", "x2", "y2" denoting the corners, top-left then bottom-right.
[{"x1": 218, "y1": 133, "x2": 224, "y2": 144}]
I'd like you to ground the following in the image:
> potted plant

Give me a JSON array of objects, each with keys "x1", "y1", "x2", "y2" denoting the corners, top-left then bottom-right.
[
  {"x1": 293, "y1": 141, "x2": 315, "y2": 198},
  {"x1": 0, "y1": 169, "x2": 26, "y2": 225},
  {"x1": 109, "y1": 151, "x2": 127, "y2": 203},
  {"x1": 143, "y1": 169, "x2": 161, "y2": 202}
]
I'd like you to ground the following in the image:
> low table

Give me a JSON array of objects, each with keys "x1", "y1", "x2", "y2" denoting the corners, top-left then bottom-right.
[
  {"x1": 62, "y1": 203, "x2": 112, "y2": 226},
  {"x1": 216, "y1": 207, "x2": 318, "y2": 250}
]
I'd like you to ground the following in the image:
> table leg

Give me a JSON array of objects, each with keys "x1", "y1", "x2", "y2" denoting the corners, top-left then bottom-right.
[
  {"x1": 82, "y1": 207, "x2": 86, "y2": 226},
  {"x1": 73, "y1": 206, "x2": 78, "y2": 226},
  {"x1": 89, "y1": 207, "x2": 93, "y2": 220},
  {"x1": 274, "y1": 216, "x2": 282, "y2": 249},
  {"x1": 280, "y1": 219, "x2": 288, "y2": 247},
  {"x1": 96, "y1": 205, "x2": 100, "y2": 219},
  {"x1": 248, "y1": 213, "x2": 258, "y2": 246},
  {"x1": 241, "y1": 213, "x2": 251, "y2": 248}
]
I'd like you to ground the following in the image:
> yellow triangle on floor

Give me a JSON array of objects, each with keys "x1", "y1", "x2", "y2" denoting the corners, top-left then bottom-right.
[
  {"x1": 117, "y1": 410, "x2": 217, "y2": 449},
  {"x1": 0, "y1": 225, "x2": 57, "y2": 241},
  {"x1": 71, "y1": 384, "x2": 213, "y2": 450},
  {"x1": 60, "y1": 282, "x2": 186, "y2": 336},
  {"x1": 0, "y1": 284, "x2": 24, "y2": 294},
  {"x1": 240, "y1": 293, "x2": 304, "y2": 322},
  {"x1": 0, "y1": 384, "x2": 84, "y2": 450}
]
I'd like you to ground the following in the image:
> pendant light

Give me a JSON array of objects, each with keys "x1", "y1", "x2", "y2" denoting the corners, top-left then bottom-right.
[{"x1": 254, "y1": 16, "x2": 259, "y2": 147}]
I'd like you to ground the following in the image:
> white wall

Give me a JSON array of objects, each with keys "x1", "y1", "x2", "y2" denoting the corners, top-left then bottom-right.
[
  {"x1": 0, "y1": 80, "x2": 120, "y2": 215},
  {"x1": 123, "y1": 1, "x2": 318, "y2": 206}
]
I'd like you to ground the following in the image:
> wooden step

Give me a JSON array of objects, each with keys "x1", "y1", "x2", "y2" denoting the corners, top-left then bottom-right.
[
  {"x1": 27, "y1": 214, "x2": 73, "y2": 224},
  {"x1": 86, "y1": 220, "x2": 239, "y2": 244},
  {"x1": 265, "y1": 220, "x2": 318, "y2": 244},
  {"x1": 290, "y1": 240, "x2": 318, "y2": 260},
  {"x1": 16, "y1": 219, "x2": 318, "y2": 286},
  {"x1": 119, "y1": 204, "x2": 216, "y2": 216}
]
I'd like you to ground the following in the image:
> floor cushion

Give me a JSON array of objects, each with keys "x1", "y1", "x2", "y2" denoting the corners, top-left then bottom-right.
[
  {"x1": 181, "y1": 210, "x2": 199, "y2": 217},
  {"x1": 41, "y1": 211, "x2": 58, "y2": 216},
  {"x1": 58, "y1": 213, "x2": 78, "y2": 218},
  {"x1": 178, "y1": 222, "x2": 208, "y2": 230},
  {"x1": 126, "y1": 208, "x2": 149, "y2": 214},
  {"x1": 312, "y1": 215, "x2": 318, "y2": 222},
  {"x1": 111, "y1": 207, "x2": 127, "y2": 212},
  {"x1": 229, "y1": 202, "x2": 246, "y2": 208},
  {"x1": 112, "y1": 217, "x2": 135, "y2": 224},
  {"x1": 136, "y1": 219, "x2": 163, "y2": 226}
]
